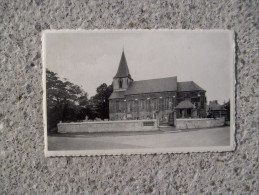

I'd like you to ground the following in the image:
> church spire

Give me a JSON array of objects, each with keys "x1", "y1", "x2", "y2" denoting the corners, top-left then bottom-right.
[{"x1": 113, "y1": 50, "x2": 131, "y2": 79}]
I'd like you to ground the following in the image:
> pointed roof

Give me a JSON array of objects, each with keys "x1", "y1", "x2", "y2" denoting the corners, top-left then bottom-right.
[
  {"x1": 208, "y1": 101, "x2": 226, "y2": 111},
  {"x1": 175, "y1": 100, "x2": 195, "y2": 109},
  {"x1": 114, "y1": 50, "x2": 131, "y2": 79}
]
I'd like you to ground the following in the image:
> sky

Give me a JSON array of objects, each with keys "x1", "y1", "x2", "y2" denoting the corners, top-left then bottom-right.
[{"x1": 44, "y1": 30, "x2": 234, "y2": 104}]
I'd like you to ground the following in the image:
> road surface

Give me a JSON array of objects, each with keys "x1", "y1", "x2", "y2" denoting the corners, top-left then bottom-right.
[{"x1": 48, "y1": 126, "x2": 230, "y2": 151}]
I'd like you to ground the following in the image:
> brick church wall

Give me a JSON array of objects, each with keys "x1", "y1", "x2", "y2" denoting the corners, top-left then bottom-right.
[
  {"x1": 176, "y1": 91, "x2": 207, "y2": 118},
  {"x1": 109, "y1": 92, "x2": 178, "y2": 121}
]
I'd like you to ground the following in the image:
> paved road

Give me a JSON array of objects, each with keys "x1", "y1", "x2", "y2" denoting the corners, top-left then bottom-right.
[{"x1": 48, "y1": 126, "x2": 230, "y2": 151}]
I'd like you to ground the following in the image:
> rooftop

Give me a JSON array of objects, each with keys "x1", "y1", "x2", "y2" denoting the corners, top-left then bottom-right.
[
  {"x1": 125, "y1": 76, "x2": 178, "y2": 95},
  {"x1": 109, "y1": 91, "x2": 125, "y2": 99},
  {"x1": 208, "y1": 101, "x2": 226, "y2": 110},
  {"x1": 175, "y1": 100, "x2": 195, "y2": 109},
  {"x1": 113, "y1": 50, "x2": 131, "y2": 79},
  {"x1": 177, "y1": 81, "x2": 205, "y2": 92}
]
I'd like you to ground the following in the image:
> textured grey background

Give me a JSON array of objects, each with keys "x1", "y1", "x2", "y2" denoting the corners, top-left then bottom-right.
[{"x1": 0, "y1": 0, "x2": 258, "y2": 194}]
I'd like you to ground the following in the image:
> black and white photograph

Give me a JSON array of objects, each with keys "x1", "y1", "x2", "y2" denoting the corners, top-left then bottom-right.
[{"x1": 42, "y1": 30, "x2": 235, "y2": 156}]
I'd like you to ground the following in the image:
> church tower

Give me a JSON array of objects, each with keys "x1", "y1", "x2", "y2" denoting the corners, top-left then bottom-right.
[{"x1": 113, "y1": 50, "x2": 133, "y2": 91}]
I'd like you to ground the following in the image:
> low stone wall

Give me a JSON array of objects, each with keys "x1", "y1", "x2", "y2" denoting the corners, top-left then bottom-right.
[
  {"x1": 58, "y1": 119, "x2": 158, "y2": 133},
  {"x1": 176, "y1": 117, "x2": 225, "y2": 130}
]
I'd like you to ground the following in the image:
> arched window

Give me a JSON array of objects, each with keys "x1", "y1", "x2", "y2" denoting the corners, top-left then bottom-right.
[{"x1": 119, "y1": 79, "x2": 123, "y2": 88}]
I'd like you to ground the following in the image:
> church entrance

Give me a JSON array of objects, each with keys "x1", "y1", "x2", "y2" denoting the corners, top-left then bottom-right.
[
  {"x1": 157, "y1": 112, "x2": 175, "y2": 127},
  {"x1": 159, "y1": 115, "x2": 168, "y2": 126}
]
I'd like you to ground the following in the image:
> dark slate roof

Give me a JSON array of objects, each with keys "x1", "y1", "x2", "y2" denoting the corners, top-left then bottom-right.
[
  {"x1": 175, "y1": 100, "x2": 195, "y2": 109},
  {"x1": 109, "y1": 91, "x2": 125, "y2": 99},
  {"x1": 125, "y1": 76, "x2": 178, "y2": 95},
  {"x1": 177, "y1": 81, "x2": 205, "y2": 92},
  {"x1": 113, "y1": 51, "x2": 131, "y2": 78},
  {"x1": 208, "y1": 101, "x2": 226, "y2": 110}
]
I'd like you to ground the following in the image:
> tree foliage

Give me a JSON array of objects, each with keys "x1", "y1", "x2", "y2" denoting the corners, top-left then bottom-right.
[
  {"x1": 46, "y1": 69, "x2": 88, "y2": 132},
  {"x1": 223, "y1": 100, "x2": 230, "y2": 121},
  {"x1": 46, "y1": 69, "x2": 113, "y2": 133},
  {"x1": 89, "y1": 83, "x2": 113, "y2": 120}
]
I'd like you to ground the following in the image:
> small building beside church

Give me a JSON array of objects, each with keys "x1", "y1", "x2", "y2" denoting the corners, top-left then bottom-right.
[
  {"x1": 207, "y1": 100, "x2": 228, "y2": 120},
  {"x1": 109, "y1": 51, "x2": 207, "y2": 124}
]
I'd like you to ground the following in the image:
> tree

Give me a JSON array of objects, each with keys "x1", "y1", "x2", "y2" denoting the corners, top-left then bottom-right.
[
  {"x1": 46, "y1": 69, "x2": 89, "y2": 132},
  {"x1": 46, "y1": 69, "x2": 114, "y2": 132},
  {"x1": 90, "y1": 83, "x2": 113, "y2": 120},
  {"x1": 223, "y1": 100, "x2": 230, "y2": 121}
]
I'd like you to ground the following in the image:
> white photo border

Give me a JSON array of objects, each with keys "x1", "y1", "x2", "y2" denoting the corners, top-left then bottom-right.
[{"x1": 42, "y1": 29, "x2": 236, "y2": 157}]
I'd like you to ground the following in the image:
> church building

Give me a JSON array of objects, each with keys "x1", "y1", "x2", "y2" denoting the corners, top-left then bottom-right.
[{"x1": 109, "y1": 51, "x2": 207, "y2": 124}]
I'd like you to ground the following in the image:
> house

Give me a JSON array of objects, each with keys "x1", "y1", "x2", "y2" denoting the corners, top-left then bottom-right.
[
  {"x1": 207, "y1": 100, "x2": 228, "y2": 120},
  {"x1": 109, "y1": 51, "x2": 207, "y2": 124}
]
